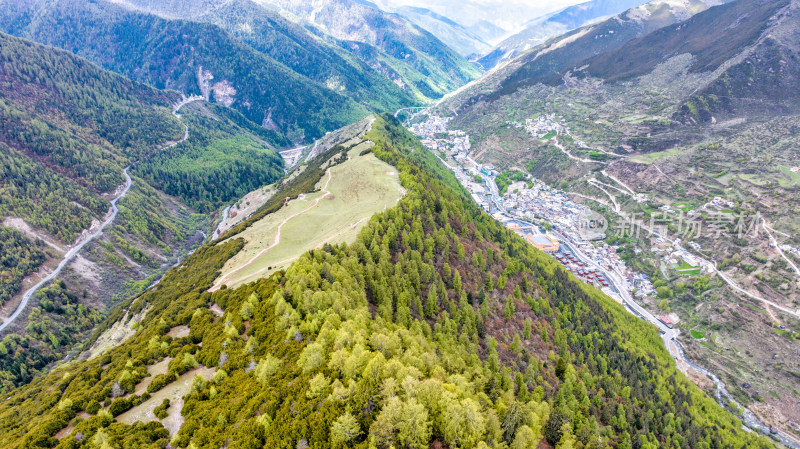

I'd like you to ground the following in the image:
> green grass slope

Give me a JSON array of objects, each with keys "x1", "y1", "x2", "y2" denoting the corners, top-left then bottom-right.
[{"x1": 0, "y1": 115, "x2": 773, "y2": 449}]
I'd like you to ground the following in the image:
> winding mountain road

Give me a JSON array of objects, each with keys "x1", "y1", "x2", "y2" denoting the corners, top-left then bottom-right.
[
  {"x1": 0, "y1": 97, "x2": 201, "y2": 334},
  {"x1": 0, "y1": 169, "x2": 133, "y2": 333},
  {"x1": 476, "y1": 160, "x2": 800, "y2": 447},
  {"x1": 763, "y1": 220, "x2": 800, "y2": 280}
]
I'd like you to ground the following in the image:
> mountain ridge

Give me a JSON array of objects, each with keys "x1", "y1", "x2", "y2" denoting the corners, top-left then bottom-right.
[
  {"x1": 0, "y1": 0, "x2": 381, "y2": 143},
  {"x1": 252, "y1": 0, "x2": 483, "y2": 99},
  {"x1": 0, "y1": 114, "x2": 775, "y2": 449}
]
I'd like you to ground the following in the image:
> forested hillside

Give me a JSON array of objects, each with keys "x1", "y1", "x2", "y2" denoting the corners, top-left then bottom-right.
[
  {"x1": 0, "y1": 32, "x2": 285, "y2": 390},
  {"x1": 0, "y1": 31, "x2": 183, "y2": 244},
  {"x1": 0, "y1": 115, "x2": 772, "y2": 449},
  {"x1": 102, "y1": 0, "x2": 481, "y2": 104},
  {"x1": 134, "y1": 104, "x2": 285, "y2": 213},
  {"x1": 0, "y1": 228, "x2": 46, "y2": 306},
  {"x1": 0, "y1": 0, "x2": 373, "y2": 142},
  {"x1": 254, "y1": 0, "x2": 483, "y2": 100},
  {"x1": 0, "y1": 29, "x2": 179, "y2": 385},
  {"x1": 193, "y1": 0, "x2": 421, "y2": 110}
]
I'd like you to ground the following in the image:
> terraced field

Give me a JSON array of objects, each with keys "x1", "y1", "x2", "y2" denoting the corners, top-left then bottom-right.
[{"x1": 212, "y1": 143, "x2": 404, "y2": 290}]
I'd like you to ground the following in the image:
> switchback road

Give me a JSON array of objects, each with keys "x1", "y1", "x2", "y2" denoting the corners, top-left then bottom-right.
[
  {"x1": 0, "y1": 169, "x2": 132, "y2": 333},
  {"x1": 0, "y1": 97, "x2": 201, "y2": 333}
]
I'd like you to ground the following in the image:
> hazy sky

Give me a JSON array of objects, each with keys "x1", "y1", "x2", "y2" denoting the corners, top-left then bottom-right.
[{"x1": 374, "y1": 0, "x2": 587, "y2": 31}]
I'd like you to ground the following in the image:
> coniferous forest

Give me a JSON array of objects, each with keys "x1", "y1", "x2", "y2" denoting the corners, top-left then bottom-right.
[
  {"x1": 0, "y1": 0, "x2": 794, "y2": 446},
  {"x1": 0, "y1": 116, "x2": 771, "y2": 449},
  {"x1": 0, "y1": 31, "x2": 284, "y2": 389}
]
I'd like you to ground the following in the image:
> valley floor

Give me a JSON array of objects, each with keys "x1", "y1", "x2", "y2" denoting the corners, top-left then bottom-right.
[{"x1": 406, "y1": 110, "x2": 800, "y2": 447}]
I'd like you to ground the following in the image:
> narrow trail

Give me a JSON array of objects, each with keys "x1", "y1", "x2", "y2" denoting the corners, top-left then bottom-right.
[
  {"x1": 563, "y1": 129, "x2": 621, "y2": 158},
  {"x1": 589, "y1": 177, "x2": 629, "y2": 197},
  {"x1": 229, "y1": 215, "x2": 370, "y2": 287},
  {"x1": 552, "y1": 137, "x2": 606, "y2": 164},
  {"x1": 587, "y1": 179, "x2": 620, "y2": 212},
  {"x1": 716, "y1": 269, "x2": 800, "y2": 318},
  {"x1": 763, "y1": 220, "x2": 800, "y2": 280},
  {"x1": 210, "y1": 168, "x2": 334, "y2": 291},
  {"x1": 601, "y1": 169, "x2": 635, "y2": 195},
  {"x1": 0, "y1": 97, "x2": 201, "y2": 334}
]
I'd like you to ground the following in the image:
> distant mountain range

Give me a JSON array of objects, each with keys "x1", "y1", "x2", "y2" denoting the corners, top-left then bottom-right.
[
  {"x1": 368, "y1": 0, "x2": 547, "y2": 42},
  {"x1": 480, "y1": 0, "x2": 793, "y2": 123},
  {"x1": 249, "y1": 0, "x2": 482, "y2": 99},
  {"x1": 388, "y1": 5, "x2": 493, "y2": 58},
  {"x1": 478, "y1": 0, "x2": 656, "y2": 69},
  {"x1": 0, "y1": 0, "x2": 481, "y2": 142},
  {"x1": 464, "y1": 0, "x2": 728, "y2": 88}
]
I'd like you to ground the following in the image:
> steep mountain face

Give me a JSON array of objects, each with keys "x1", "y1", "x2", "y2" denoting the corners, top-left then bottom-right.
[
  {"x1": 442, "y1": 0, "x2": 800, "y2": 439},
  {"x1": 0, "y1": 115, "x2": 774, "y2": 449},
  {"x1": 197, "y1": 0, "x2": 417, "y2": 112},
  {"x1": 0, "y1": 31, "x2": 286, "y2": 390},
  {"x1": 254, "y1": 0, "x2": 483, "y2": 100},
  {"x1": 478, "y1": 0, "x2": 705, "y2": 70},
  {"x1": 390, "y1": 5, "x2": 492, "y2": 58},
  {"x1": 575, "y1": 0, "x2": 799, "y2": 119},
  {"x1": 0, "y1": 0, "x2": 375, "y2": 142},
  {"x1": 459, "y1": 0, "x2": 728, "y2": 99},
  {"x1": 98, "y1": 0, "x2": 419, "y2": 113},
  {"x1": 90, "y1": 0, "x2": 479, "y2": 103},
  {"x1": 482, "y1": 0, "x2": 797, "y2": 119}
]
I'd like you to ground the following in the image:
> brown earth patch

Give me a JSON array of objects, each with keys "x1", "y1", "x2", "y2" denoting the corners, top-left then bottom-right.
[{"x1": 167, "y1": 325, "x2": 190, "y2": 339}]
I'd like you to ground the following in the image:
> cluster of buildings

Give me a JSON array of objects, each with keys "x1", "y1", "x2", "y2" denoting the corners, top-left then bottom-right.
[
  {"x1": 524, "y1": 114, "x2": 564, "y2": 138},
  {"x1": 409, "y1": 116, "x2": 471, "y2": 156},
  {"x1": 501, "y1": 182, "x2": 591, "y2": 232},
  {"x1": 555, "y1": 252, "x2": 610, "y2": 288},
  {"x1": 651, "y1": 236, "x2": 714, "y2": 273},
  {"x1": 408, "y1": 115, "x2": 448, "y2": 136},
  {"x1": 408, "y1": 114, "x2": 659, "y2": 300},
  {"x1": 571, "y1": 239, "x2": 657, "y2": 298},
  {"x1": 704, "y1": 196, "x2": 735, "y2": 210}
]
